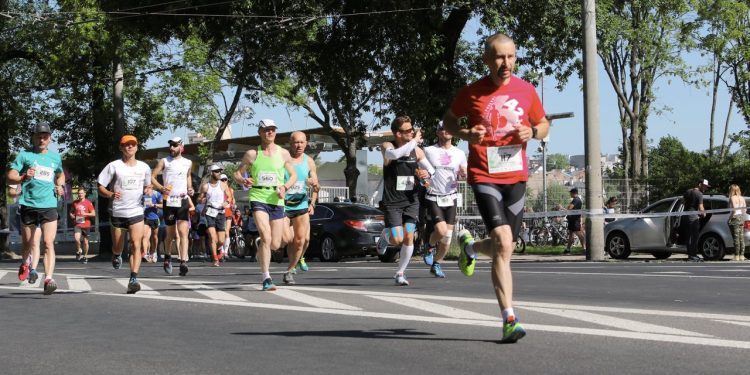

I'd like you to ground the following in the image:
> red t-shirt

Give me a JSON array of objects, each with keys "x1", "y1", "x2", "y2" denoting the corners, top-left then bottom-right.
[
  {"x1": 450, "y1": 75, "x2": 546, "y2": 184},
  {"x1": 72, "y1": 199, "x2": 95, "y2": 229}
]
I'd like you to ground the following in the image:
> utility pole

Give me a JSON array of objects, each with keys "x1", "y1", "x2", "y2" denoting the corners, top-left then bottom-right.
[{"x1": 583, "y1": 0, "x2": 604, "y2": 260}]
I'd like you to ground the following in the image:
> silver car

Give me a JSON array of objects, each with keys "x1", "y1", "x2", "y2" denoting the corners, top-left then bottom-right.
[{"x1": 604, "y1": 195, "x2": 750, "y2": 260}]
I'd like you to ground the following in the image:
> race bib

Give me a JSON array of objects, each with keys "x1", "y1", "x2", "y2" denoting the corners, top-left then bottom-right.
[
  {"x1": 75, "y1": 216, "x2": 85, "y2": 224},
  {"x1": 257, "y1": 172, "x2": 278, "y2": 187},
  {"x1": 396, "y1": 176, "x2": 415, "y2": 191},
  {"x1": 287, "y1": 181, "x2": 305, "y2": 195},
  {"x1": 166, "y1": 195, "x2": 182, "y2": 208},
  {"x1": 143, "y1": 197, "x2": 153, "y2": 207},
  {"x1": 437, "y1": 195, "x2": 454, "y2": 207},
  {"x1": 34, "y1": 166, "x2": 54, "y2": 183},
  {"x1": 487, "y1": 145, "x2": 523, "y2": 174},
  {"x1": 206, "y1": 207, "x2": 219, "y2": 218},
  {"x1": 121, "y1": 175, "x2": 140, "y2": 190}
]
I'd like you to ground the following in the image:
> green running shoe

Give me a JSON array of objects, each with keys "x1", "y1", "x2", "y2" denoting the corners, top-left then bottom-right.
[
  {"x1": 457, "y1": 229, "x2": 476, "y2": 276},
  {"x1": 297, "y1": 257, "x2": 309, "y2": 272},
  {"x1": 501, "y1": 319, "x2": 526, "y2": 343}
]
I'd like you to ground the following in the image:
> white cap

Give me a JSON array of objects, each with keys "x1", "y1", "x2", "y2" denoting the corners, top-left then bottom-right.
[
  {"x1": 220, "y1": 174, "x2": 228, "y2": 180},
  {"x1": 701, "y1": 179, "x2": 710, "y2": 187},
  {"x1": 209, "y1": 164, "x2": 222, "y2": 171},
  {"x1": 258, "y1": 119, "x2": 277, "y2": 129},
  {"x1": 168, "y1": 137, "x2": 183, "y2": 145}
]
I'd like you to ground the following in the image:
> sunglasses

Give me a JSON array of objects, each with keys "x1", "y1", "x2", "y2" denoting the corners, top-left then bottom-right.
[
  {"x1": 212, "y1": 170, "x2": 222, "y2": 173},
  {"x1": 399, "y1": 127, "x2": 414, "y2": 134},
  {"x1": 221, "y1": 178, "x2": 228, "y2": 181}
]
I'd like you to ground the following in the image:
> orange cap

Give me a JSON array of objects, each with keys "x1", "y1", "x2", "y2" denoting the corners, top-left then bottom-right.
[{"x1": 120, "y1": 135, "x2": 138, "y2": 145}]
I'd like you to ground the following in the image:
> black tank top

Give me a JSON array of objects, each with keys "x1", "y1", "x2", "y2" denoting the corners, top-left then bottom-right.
[{"x1": 383, "y1": 149, "x2": 418, "y2": 205}]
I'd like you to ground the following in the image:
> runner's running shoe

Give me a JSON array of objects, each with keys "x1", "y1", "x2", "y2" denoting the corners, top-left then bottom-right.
[
  {"x1": 76, "y1": 249, "x2": 82, "y2": 261},
  {"x1": 18, "y1": 263, "x2": 29, "y2": 281},
  {"x1": 81, "y1": 257, "x2": 88, "y2": 264},
  {"x1": 28, "y1": 269, "x2": 39, "y2": 284},
  {"x1": 43, "y1": 279, "x2": 57, "y2": 295},
  {"x1": 423, "y1": 244, "x2": 435, "y2": 266},
  {"x1": 430, "y1": 263, "x2": 445, "y2": 278},
  {"x1": 457, "y1": 230, "x2": 476, "y2": 276},
  {"x1": 262, "y1": 278, "x2": 276, "y2": 291},
  {"x1": 112, "y1": 254, "x2": 122, "y2": 270},
  {"x1": 395, "y1": 273, "x2": 409, "y2": 286},
  {"x1": 163, "y1": 259, "x2": 173, "y2": 275},
  {"x1": 297, "y1": 257, "x2": 309, "y2": 272},
  {"x1": 283, "y1": 272, "x2": 295, "y2": 285},
  {"x1": 179, "y1": 262, "x2": 189, "y2": 276},
  {"x1": 127, "y1": 278, "x2": 141, "y2": 294},
  {"x1": 376, "y1": 230, "x2": 389, "y2": 256},
  {"x1": 501, "y1": 319, "x2": 526, "y2": 343}
]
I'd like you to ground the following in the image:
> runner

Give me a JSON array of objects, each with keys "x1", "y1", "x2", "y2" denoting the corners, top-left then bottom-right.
[
  {"x1": 443, "y1": 33, "x2": 550, "y2": 343},
  {"x1": 7, "y1": 122, "x2": 65, "y2": 295},
  {"x1": 421, "y1": 121, "x2": 467, "y2": 278},
  {"x1": 97, "y1": 135, "x2": 153, "y2": 294},
  {"x1": 220, "y1": 173, "x2": 235, "y2": 260},
  {"x1": 151, "y1": 137, "x2": 194, "y2": 276},
  {"x1": 142, "y1": 189, "x2": 163, "y2": 262},
  {"x1": 279, "y1": 131, "x2": 319, "y2": 284},
  {"x1": 197, "y1": 164, "x2": 229, "y2": 266},
  {"x1": 375, "y1": 116, "x2": 434, "y2": 286},
  {"x1": 233, "y1": 119, "x2": 297, "y2": 291},
  {"x1": 70, "y1": 187, "x2": 95, "y2": 264}
]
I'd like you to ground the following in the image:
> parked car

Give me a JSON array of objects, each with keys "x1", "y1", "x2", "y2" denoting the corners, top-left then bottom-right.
[
  {"x1": 604, "y1": 195, "x2": 750, "y2": 260},
  {"x1": 307, "y1": 202, "x2": 389, "y2": 262}
]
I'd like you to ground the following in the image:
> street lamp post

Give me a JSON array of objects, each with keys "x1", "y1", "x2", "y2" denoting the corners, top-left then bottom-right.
[{"x1": 543, "y1": 112, "x2": 575, "y2": 219}]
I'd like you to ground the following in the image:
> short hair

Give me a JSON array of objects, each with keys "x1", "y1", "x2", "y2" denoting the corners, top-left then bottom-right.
[
  {"x1": 483, "y1": 33, "x2": 515, "y2": 56},
  {"x1": 391, "y1": 116, "x2": 412, "y2": 133}
]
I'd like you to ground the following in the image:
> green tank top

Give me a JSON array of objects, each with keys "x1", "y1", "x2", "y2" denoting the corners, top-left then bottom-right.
[{"x1": 249, "y1": 145, "x2": 285, "y2": 206}]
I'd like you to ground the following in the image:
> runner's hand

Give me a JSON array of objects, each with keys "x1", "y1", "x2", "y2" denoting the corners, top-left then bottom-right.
[
  {"x1": 25, "y1": 168, "x2": 36, "y2": 180},
  {"x1": 113, "y1": 191, "x2": 122, "y2": 200},
  {"x1": 514, "y1": 124, "x2": 533, "y2": 142},
  {"x1": 242, "y1": 177, "x2": 254, "y2": 188},
  {"x1": 467, "y1": 125, "x2": 486, "y2": 144}
]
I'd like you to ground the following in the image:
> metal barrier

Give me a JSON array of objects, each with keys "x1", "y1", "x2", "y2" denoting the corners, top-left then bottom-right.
[{"x1": 317, "y1": 186, "x2": 350, "y2": 203}]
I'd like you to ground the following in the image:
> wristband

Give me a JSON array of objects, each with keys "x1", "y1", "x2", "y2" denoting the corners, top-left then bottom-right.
[{"x1": 531, "y1": 126, "x2": 538, "y2": 139}]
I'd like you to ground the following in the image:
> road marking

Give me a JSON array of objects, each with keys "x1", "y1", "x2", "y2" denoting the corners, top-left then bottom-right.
[
  {"x1": 179, "y1": 283, "x2": 247, "y2": 302},
  {"x1": 648, "y1": 271, "x2": 691, "y2": 274},
  {"x1": 523, "y1": 306, "x2": 711, "y2": 337},
  {"x1": 368, "y1": 295, "x2": 497, "y2": 321},
  {"x1": 252, "y1": 285, "x2": 361, "y2": 311},
  {"x1": 0, "y1": 271, "x2": 7, "y2": 282},
  {"x1": 65, "y1": 276, "x2": 92, "y2": 291},
  {"x1": 714, "y1": 320, "x2": 750, "y2": 327},
  {"x1": 515, "y1": 270, "x2": 750, "y2": 280},
  {"x1": 114, "y1": 279, "x2": 160, "y2": 295}
]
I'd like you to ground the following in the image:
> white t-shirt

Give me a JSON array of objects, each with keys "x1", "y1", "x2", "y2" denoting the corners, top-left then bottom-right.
[
  {"x1": 423, "y1": 145, "x2": 467, "y2": 197},
  {"x1": 98, "y1": 159, "x2": 152, "y2": 218},
  {"x1": 162, "y1": 156, "x2": 192, "y2": 197}
]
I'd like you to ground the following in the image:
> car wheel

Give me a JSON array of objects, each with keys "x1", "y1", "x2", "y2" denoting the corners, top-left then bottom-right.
[
  {"x1": 651, "y1": 252, "x2": 671, "y2": 259},
  {"x1": 236, "y1": 237, "x2": 246, "y2": 259},
  {"x1": 320, "y1": 235, "x2": 340, "y2": 262},
  {"x1": 700, "y1": 234, "x2": 725, "y2": 261},
  {"x1": 606, "y1": 232, "x2": 631, "y2": 259},
  {"x1": 378, "y1": 247, "x2": 399, "y2": 263}
]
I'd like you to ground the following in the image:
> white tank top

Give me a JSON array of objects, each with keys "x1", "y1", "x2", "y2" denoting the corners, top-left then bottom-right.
[
  {"x1": 206, "y1": 182, "x2": 225, "y2": 209},
  {"x1": 162, "y1": 156, "x2": 192, "y2": 196},
  {"x1": 732, "y1": 196, "x2": 744, "y2": 216}
]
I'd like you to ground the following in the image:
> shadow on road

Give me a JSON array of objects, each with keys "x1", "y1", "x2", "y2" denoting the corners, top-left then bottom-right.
[{"x1": 232, "y1": 328, "x2": 499, "y2": 343}]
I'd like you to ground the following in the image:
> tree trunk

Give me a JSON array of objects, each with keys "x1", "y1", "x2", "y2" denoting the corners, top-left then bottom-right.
[
  {"x1": 708, "y1": 54, "x2": 721, "y2": 157},
  {"x1": 719, "y1": 100, "x2": 733, "y2": 163},
  {"x1": 112, "y1": 55, "x2": 125, "y2": 155}
]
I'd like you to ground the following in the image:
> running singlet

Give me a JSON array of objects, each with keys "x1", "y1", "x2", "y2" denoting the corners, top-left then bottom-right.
[
  {"x1": 383, "y1": 149, "x2": 418, "y2": 205},
  {"x1": 205, "y1": 182, "x2": 225, "y2": 218},
  {"x1": 423, "y1": 145, "x2": 466, "y2": 199},
  {"x1": 450, "y1": 75, "x2": 546, "y2": 185},
  {"x1": 97, "y1": 159, "x2": 152, "y2": 218},
  {"x1": 72, "y1": 199, "x2": 94, "y2": 228},
  {"x1": 249, "y1": 145, "x2": 285, "y2": 206},
  {"x1": 11, "y1": 150, "x2": 64, "y2": 209},
  {"x1": 162, "y1": 156, "x2": 192, "y2": 201},
  {"x1": 285, "y1": 154, "x2": 310, "y2": 211}
]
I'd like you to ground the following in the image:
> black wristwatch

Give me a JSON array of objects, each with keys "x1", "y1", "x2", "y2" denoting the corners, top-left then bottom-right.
[{"x1": 531, "y1": 126, "x2": 538, "y2": 139}]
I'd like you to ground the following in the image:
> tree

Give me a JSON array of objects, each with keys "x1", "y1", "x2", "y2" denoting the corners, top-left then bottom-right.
[{"x1": 546, "y1": 153, "x2": 571, "y2": 171}]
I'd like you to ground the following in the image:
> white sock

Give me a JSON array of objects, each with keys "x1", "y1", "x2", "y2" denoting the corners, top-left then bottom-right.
[
  {"x1": 465, "y1": 242, "x2": 476, "y2": 258},
  {"x1": 223, "y1": 237, "x2": 230, "y2": 249},
  {"x1": 262, "y1": 272, "x2": 271, "y2": 281},
  {"x1": 396, "y1": 244, "x2": 414, "y2": 274},
  {"x1": 502, "y1": 308, "x2": 516, "y2": 322}
]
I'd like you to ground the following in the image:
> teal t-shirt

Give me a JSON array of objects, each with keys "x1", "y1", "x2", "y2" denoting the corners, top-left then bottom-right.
[
  {"x1": 284, "y1": 154, "x2": 310, "y2": 211},
  {"x1": 11, "y1": 150, "x2": 64, "y2": 209}
]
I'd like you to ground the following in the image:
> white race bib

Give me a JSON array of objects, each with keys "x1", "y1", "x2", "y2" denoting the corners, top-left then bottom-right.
[
  {"x1": 34, "y1": 166, "x2": 54, "y2": 183},
  {"x1": 257, "y1": 172, "x2": 278, "y2": 187},
  {"x1": 121, "y1": 175, "x2": 140, "y2": 190},
  {"x1": 487, "y1": 145, "x2": 523, "y2": 174},
  {"x1": 75, "y1": 216, "x2": 85, "y2": 224},
  {"x1": 206, "y1": 207, "x2": 219, "y2": 218},
  {"x1": 166, "y1": 195, "x2": 183, "y2": 208},
  {"x1": 437, "y1": 195, "x2": 455, "y2": 207},
  {"x1": 396, "y1": 176, "x2": 415, "y2": 191},
  {"x1": 143, "y1": 197, "x2": 152, "y2": 207},
  {"x1": 287, "y1": 181, "x2": 305, "y2": 195}
]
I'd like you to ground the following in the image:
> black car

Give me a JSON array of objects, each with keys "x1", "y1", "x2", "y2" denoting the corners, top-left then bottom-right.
[{"x1": 307, "y1": 202, "x2": 387, "y2": 262}]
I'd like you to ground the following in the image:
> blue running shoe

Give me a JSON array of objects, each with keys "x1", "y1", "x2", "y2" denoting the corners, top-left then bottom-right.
[
  {"x1": 127, "y1": 278, "x2": 141, "y2": 294},
  {"x1": 28, "y1": 269, "x2": 39, "y2": 284},
  {"x1": 163, "y1": 259, "x2": 173, "y2": 275},
  {"x1": 430, "y1": 263, "x2": 445, "y2": 278},
  {"x1": 112, "y1": 254, "x2": 122, "y2": 270},
  {"x1": 423, "y1": 244, "x2": 435, "y2": 266},
  {"x1": 262, "y1": 278, "x2": 277, "y2": 291},
  {"x1": 501, "y1": 319, "x2": 526, "y2": 343}
]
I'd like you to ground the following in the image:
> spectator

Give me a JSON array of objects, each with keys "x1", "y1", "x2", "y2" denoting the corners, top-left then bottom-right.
[
  {"x1": 728, "y1": 184, "x2": 745, "y2": 262},
  {"x1": 603, "y1": 197, "x2": 618, "y2": 223},
  {"x1": 565, "y1": 188, "x2": 585, "y2": 254}
]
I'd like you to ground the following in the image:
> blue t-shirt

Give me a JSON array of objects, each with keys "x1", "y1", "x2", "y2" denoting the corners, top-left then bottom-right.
[
  {"x1": 11, "y1": 150, "x2": 64, "y2": 209},
  {"x1": 284, "y1": 154, "x2": 310, "y2": 211},
  {"x1": 144, "y1": 191, "x2": 163, "y2": 220}
]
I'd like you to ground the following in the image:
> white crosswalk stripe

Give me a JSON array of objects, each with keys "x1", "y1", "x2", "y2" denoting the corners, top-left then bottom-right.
[
  {"x1": 65, "y1": 276, "x2": 92, "y2": 291},
  {"x1": 270, "y1": 287, "x2": 362, "y2": 311},
  {"x1": 367, "y1": 295, "x2": 497, "y2": 321},
  {"x1": 178, "y1": 283, "x2": 247, "y2": 302}
]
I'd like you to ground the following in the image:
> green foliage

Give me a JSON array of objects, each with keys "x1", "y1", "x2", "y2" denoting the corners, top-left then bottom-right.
[{"x1": 546, "y1": 153, "x2": 571, "y2": 171}]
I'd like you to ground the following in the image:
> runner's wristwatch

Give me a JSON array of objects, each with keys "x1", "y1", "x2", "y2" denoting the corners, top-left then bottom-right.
[{"x1": 531, "y1": 126, "x2": 538, "y2": 139}]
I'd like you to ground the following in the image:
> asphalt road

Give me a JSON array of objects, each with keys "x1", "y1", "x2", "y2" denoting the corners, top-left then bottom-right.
[{"x1": 1, "y1": 256, "x2": 749, "y2": 375}]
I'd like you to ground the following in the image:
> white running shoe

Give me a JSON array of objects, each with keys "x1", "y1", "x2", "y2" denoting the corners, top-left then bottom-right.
[{"x1": 394, "y1": 273, "x2": 409, "y2": 286}]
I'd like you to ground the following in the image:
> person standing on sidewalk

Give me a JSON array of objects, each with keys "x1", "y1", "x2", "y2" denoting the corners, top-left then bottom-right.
[
  {"x1": 70, "y1": 187, "x2": 95, "y2": 264},
  {"x1": 728, "y1": 184, "x2": 745, "y2": 261},
  {"x1": 565, "y1": 187, "x2": 585, "y2": 254},
  {"x1": 443, "y1": 33, "x2": 550, "y2": 343},
  {"x1": 682, "y1": 179, "x2": 709, "y2": 262},
  {"x1": 7, "y1": 122, "x2": 65, "y2": 295},
  {"x1": 421, "y1": 121, "x2": 467, "y2": 278},
  {"x1": 97, "y1": 135, "x2": 153, "y2": 294},
  {"x1": 375, "y1": 116, "x2": 434, "y2": 286}
]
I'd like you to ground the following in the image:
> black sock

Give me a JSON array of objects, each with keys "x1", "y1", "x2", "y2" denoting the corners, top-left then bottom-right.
[
  {"x1": 180, "y1": 260, "x2": 185, "y2": 264},
  {"x1": 165, "y1": 254, "x2": 171, "y2": 260}
]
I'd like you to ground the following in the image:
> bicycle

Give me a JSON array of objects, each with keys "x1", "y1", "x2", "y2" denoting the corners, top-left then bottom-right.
[{"x1": 228, "y1": 225, "x2": 246, "y2": 259}]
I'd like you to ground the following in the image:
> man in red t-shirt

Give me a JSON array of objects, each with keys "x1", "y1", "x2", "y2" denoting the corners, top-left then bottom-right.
[
  {"x1": 70, "y1": 187, "x2": 96, "y2": 263},
  {"x1": 444, "y1": 33, "x2": 550, "y2": 343}
]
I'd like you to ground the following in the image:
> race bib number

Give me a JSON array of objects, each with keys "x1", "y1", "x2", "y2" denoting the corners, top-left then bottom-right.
[
  {"x1": 437, "y1": 195, "x2": 454, "y2": 207},
  {"x1": 287, "y1": 181, "x2": 305, "y2": 195},
  {"x1": 143, "y1": 197, "x2": 152, "y2": 207},
  {"x1": 121, "y1": 175, "x2": 140, "y2": 190},
  {"x1": 75, "y1": 216, "x2": 85, "y2": 224},
  {"x1": 166, "y1": 195, "x2": 182, "y2": 208},
  {"x1": 257, "y1": 172, "x2": 278, "y2": 187},
  {"x1": 34, "y1": 166, "x2": 54, "y2": 183},
  {"x1": 206, "y1": 207, "x2": 219, "y2": 218},
  {"x1": 487, "y1": 145, "x2": 523, "y2": 174},
  {"x1": 396, "y1": 176, "x2": 415, "y2": 191}
]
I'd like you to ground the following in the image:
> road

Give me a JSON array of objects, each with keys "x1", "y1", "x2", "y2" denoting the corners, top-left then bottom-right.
[{"x1": 1, "y1": 256, "x2": 749, "y2": 375}]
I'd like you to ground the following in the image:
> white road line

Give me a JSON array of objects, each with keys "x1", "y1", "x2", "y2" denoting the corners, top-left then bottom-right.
[
  {"x1": 179, "y1": 283, "x2": 247, "y2": 302},
  {"x1": 114, "y1": 279, "x2": 160, "y2": 295},
  {"x1": 515, "y1": 270, "x2": 750, "y2": 280},
  {"x1": 255, "y1": 285, "x2": 361, "y2": 311},
  {"x1": 367, "y1": 295, "x2": 497, "y2": 321},
  {"x1": 714, "y1": 320, "x2": 750, "y2": 327},
  {"x1": 65, "y1": 276, "x2": 92, "y2": 291},
  {"x1": 523, "y1": 306, "x2": 711, "y2": 337},
  {"x1": 0, "y1": 271, "x2": 7, "y2": 282},
  {"x1": 648, "y1": 271, "x2": 692, "y2": 274}
]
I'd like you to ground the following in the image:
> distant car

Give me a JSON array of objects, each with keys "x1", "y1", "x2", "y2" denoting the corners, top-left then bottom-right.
[
  {"x1": 604, "y1": 195, "x2": 750, "y2": 260},
  {"x1": 306, "y1": 202, "x2": 388, "y2": 262}
]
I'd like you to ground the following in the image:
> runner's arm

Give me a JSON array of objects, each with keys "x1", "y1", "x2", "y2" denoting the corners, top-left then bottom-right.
[
  {"x1": 151, "y1": 159, "x2": 165, "y2": 192},
  {"x1": 383, "y1": 139, "x2": 417, "y2": 161},
  {"x1": 233, "y1": 150, "x2": 256, "y2": 187}
]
